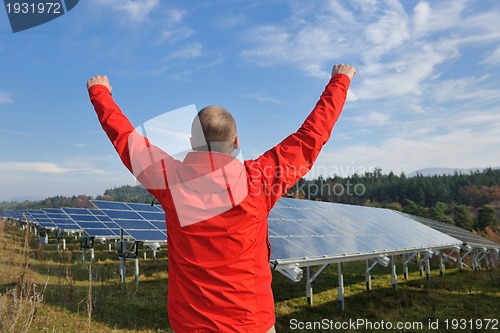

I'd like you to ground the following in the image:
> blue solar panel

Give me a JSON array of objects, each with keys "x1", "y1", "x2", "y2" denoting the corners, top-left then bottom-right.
[
  {"x1": 90, "y1": 201, "x2": 130, "y2": 210},
  {"x1": 126, "y1": 203, "x2": 163, "y2": 212},
  {"x1": 28, "y1": 210, "x2": 57, "y2": 229},
  {"x1": 137, "y1": 212, "x2": 165, "y2": 221},
  {"x1": 398, "y1": 212, "x2": 500, "y2": 249},
  {"x1": 126, "y1": 230, "x2": 166, "y2": 242},
  {"x1": 41, "y1": 209, "x2": 82, "y2": 232},
  {"x1": 91, "y1": 200, "x2": 167, "y2": 243},
  {"x1": 268, "y1": 198, "x2": 462, "y2": 266},
  {"x1": 104, "y1": 210, "x2": 142, "y2": 220},
  {"x1": 63, "y1": 208, "x2": 121, "y2": 238}
]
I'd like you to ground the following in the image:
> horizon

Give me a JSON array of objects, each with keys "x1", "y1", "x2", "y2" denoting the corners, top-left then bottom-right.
[{"x1": 3, "y1": 165, "x2": 499, "y2": 203}]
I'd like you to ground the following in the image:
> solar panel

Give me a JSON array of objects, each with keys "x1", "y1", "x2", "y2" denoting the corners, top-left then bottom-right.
[
  {"x1": 90, "y1": 200, "x2": 167, "y2": 243},
  {"x1": 27, "y1": 209, "x2": 57, "y2": 230},
  {"x1": 42, "y1": 208, "x2": 82, "y2": 232},
  {"x1": 62, "y1": 208, "x2": 121, "y2": 239},
  {"x1": 398, "y1": 212, "x2": 500, "y2": 249},
  {"x1": 268, "y1": 198, "x2": 462, "y2": 267}
]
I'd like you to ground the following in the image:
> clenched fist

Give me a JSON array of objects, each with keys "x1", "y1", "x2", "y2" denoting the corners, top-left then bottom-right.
[
  {"x1": 86, "y1": 75, "x2": 112, "y2": 93},
  {"x1": 332, "y1": 64, "x2": 356, "y2": 80}
]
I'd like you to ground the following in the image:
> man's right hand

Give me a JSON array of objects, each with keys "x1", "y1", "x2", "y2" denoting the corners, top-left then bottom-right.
[
  {"x1": 87, "y1": 75, "x2": 112, "y2": 93},
  {"x1": 332, "y1": 64, "x2": 356, "y2": 80}
]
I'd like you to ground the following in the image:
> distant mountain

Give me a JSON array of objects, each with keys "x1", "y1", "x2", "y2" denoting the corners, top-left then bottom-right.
[{"x1": 408, "y1": 167, "x2": 500, "y2": 177}]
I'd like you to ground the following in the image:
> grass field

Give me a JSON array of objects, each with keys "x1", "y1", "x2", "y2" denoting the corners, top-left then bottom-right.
[{"x1": 0, "y1": 219, "x2": 498, "y2": 333}]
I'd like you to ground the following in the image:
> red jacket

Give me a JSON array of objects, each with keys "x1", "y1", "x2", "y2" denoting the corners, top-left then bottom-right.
[{"x1": 89, "y1": 74, "x2": 350, "y2": 332}]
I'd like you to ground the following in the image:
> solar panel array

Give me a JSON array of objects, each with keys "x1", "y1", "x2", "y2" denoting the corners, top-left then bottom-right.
[
  {"x1": 398, "y1": 212, "x2": 500, "y2": 249},
  {"x1": 27, "y1": 209, "x2": 57, "y2": 230},
  {"x1": 2, "y1": 198, "x2": 498, "y2": 261},
  {"x1": 62, "y1": 208, "x2": 122, "y2": 239},
  {"x1": 268, "y1": 198, "x2": 463, "y2": 267},
  {"x1": 42, "y1": 209, "x2": 82, "y2": 232},
  {"x1": 90, "y1": 200, "x2": 167, "y2": 244}
]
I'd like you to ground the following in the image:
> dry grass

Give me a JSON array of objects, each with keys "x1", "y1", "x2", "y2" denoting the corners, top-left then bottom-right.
[
  {"x1": 0, "y1": 219, "x2": 46, "y2": 333},
  {"x1": 1, "y1": 218, "x2": 498, "y2": 333}
]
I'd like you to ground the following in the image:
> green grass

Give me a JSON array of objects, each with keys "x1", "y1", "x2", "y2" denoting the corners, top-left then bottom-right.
[{"x1": 1, "y1": 220, "x2": 498, "y2": 332}]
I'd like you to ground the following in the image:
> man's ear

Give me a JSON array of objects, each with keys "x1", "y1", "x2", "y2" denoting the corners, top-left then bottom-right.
[
  {"x1": 234, "y1": 136, "x2": 239, "y2": 150},
  {"x1": 190, "y1": 137, "x2": 196, "y2": 151}
]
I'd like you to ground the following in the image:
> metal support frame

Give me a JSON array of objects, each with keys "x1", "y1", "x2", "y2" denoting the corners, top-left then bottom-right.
[
  {"x1": 38, "y1": 229, "x2": 48, "y2": 246},
  {"x1": 338, "y1": 263, "x2": 344, "y2": 312},
  {"x1": 440, "y1": 246, "x2": 459, "y2": 266},
  {"x1": 439, "y1": 251, "x2": 445, "y2": 277},
  {"x1": 459, "y1": 245, "x2": 473, "y2": 269},
  {"x1": 142, "y1": 243, "x2": 161, "y2": 260},
  {"x1": 391, "y1": 255, "x2": 397, "y2": 290},
  {"x1": 80, "y1": 236, "x2": 95, "y2": 262},
  {"x1": 55, "y1": 229, "x2": 66, "y2": 252},
  {"x1": 403, "y1": 253, "x2": 417, "y2": 280},
  {"x1": 275, "y1": 263, "x2": 303, "y2": 282},
  {"x1": 419, "y1": 250, "x2": 433, "y2": 281},
  {"x1": 116, "y1": 229, "x2": 140, "y2": 285},
  {"x1": 365, "y1": 255, "x2": 390, "y2": 290},
  {"x1": 305, "y1": 264, "x2": 329, "y2": 305}
]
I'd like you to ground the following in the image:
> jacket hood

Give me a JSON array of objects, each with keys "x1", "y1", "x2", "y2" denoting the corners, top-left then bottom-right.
[{"x1": 176, "y1": 151, "x2": 247, "y2": 194}]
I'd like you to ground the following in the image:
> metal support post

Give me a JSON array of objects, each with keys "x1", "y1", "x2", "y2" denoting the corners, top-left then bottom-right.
[
  {"x1": 365, "y1": 259, "x2": 371, "y2": 291},
  {"x1": 120, "y1": 257, "x2": 126, "y2": 284},
  {"x1": 391, "y1": 256, "x2": 397, "y2": 291},
  {"x1": 305, "y1": 264, "x2": 328, "y2": 306},
  {"x1": 338, "y1": 263, "x2": 344, "y2": 312},
  {"x1": 439, "y1": 251, "x2": 445, "y2": 277},
  {"x1": 425, "y1": 258, "x2": 431, "y2": 280},
  {"x1": 134, "y1": 258, "x2": 140, "y2": 285},
  {"x1": 306, "y1": 267, "x2": 312, "y2": 305}
]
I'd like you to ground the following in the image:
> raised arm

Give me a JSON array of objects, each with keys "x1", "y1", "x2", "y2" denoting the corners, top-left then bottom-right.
[
  {"x1": 250, "y1": 64, "x2": 356, "y2": 208},
  {"x1": 87, "y1": 75, "x2": 177, "y2": 195}
]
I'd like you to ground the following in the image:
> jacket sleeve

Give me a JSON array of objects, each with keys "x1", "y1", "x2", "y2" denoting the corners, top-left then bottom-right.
[
  {"x1": 88, "y1": 84, "x2": 176, "y2": 196},
  {"x1": 250, "y1": 73, "x2": 351, "y2": 209}
]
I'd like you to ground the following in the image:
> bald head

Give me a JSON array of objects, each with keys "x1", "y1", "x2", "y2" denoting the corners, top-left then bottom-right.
[{"x1": 191, "y1": 105, "x2": 238, "y2": 154}]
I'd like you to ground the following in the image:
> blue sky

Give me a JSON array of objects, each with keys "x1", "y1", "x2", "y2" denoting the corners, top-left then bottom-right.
[{"x1": 1, "y1": 0, "x2": 499, "y2": 201}]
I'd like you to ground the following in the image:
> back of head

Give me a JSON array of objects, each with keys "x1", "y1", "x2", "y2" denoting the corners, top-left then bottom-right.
[{"x1": 191, "y1": 106, "x2": 238, "y2": 154}]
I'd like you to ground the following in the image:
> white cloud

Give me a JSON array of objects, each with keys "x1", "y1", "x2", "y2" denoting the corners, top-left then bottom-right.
[
  {"x1": 165, "y1": 42, "x2": 202, "y2": 60},
  {"x1": 432, "y1": 75, "x2": 500, "y2": 104},
  {"x1": 96, "y1": 0, "x2": 160, "y2": 23},
  {"x1": 0, "y1": 92, "x2": 14, "y2": 104},
  {"x1": 156, "y1": 9, "x2": 193, "y2": 44},
  {"x1": 242, "y1": 0, "x2": 500, "y2": 104},
  {"x1": 313, "y1": 123, "x2": 500, "y2": 177},
  {"x1": 0, "y1": 162, "x2": 104, "y2": 174},
  {"x1": 218, "y1": 15, "x2": 246, "y2": 29},
  {"x1": 351, "y1": 111, "x2": 389, "y2": 126},
  {"x1": 245, "y1": 91, "x2": 282, "y2": 105},
  {"x1": 364, "y1": 6, "x2": 410, "y2": 61},
  {"x1": 412, "y1": 0, "x2": 468, "y2": 37},
  {"x1": 0, "y1": 129, "x2": 28, "y2": 136},
  {"x1": 483, "y1": 46, "x2": 500, "y2": 66},
  {"x1": 160, "y1": 27, "x2": 193, "y2": 43}
]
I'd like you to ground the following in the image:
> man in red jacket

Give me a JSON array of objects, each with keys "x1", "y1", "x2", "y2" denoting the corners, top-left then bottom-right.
[{"x1": 87, "y1": 64, "x2": 355, "y2": 333}]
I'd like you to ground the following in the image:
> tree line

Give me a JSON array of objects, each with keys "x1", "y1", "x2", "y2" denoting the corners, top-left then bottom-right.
[
  {"x1": 287, "y1": 168, "x2": 500, "y2": 231},
  {"x1": 1, "y1": 168, "x2": 499, "y2": 231}
]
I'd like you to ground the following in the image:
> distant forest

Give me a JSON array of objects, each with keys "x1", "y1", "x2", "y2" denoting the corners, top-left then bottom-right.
[
  {"x1": 287, "y1": 167, "x2": 500, "y2": 231},
  {"x1": 1, "y1": 168, "x2": 499, "y2": 232}
]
